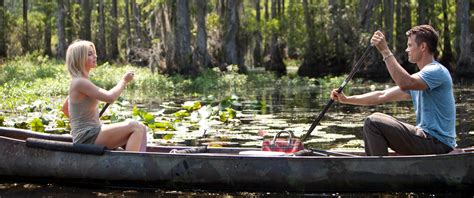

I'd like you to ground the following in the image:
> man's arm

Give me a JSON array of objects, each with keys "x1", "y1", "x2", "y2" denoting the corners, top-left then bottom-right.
[
  {"x1": 331, "y1": 86, "x2": 411, "y2": 106},
  {"x1": 371, "y1": 31, "x2": 427, "y2": 91}
]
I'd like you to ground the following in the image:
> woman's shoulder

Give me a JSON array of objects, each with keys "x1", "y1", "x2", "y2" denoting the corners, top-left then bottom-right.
[{"x1": 70, "y1": 77, "x2": 92, "y2": 87}]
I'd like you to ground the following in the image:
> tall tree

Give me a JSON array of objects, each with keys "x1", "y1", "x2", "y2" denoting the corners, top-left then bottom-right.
[
  {"x1": 174, "y1": 0, "x2": 193, "y2": 75},
  {"x1": 22, "y1": 0, "x2": 29, "y2": 54},
  {"x1": 56, "y1": 0, "x2": 66, "y2": 59},
  {"x1": 160, "y1": 1, "x2": 175, "y2": 73},
  {"x1": 439, "y1": 0, "x2": 454, "y2": 72},
  {"x1": 395, "y1": 1, "x2": 415, "y2": 74},
  {"x1": 125, "y1": 0, "x2": 132, "y2": 49},
  {"x1": 80, "y1": 0, "x2": 91, "y2": 40},
  {"x1": 383, "y1": 0, "x2": 394, "y2": 50},
  {"x1": 131, "y1": 0, "x2": 143, "y2": 46},
  {"x1": 222, "y1": 0, "x2": 245, "y2": 71},
  {"x1": 265, "y1": 0, "x2": 286, "y2": 75},
  {"x1": 96, "y1": 0, "x2": 107, "y2": 61},
  {"x1": 0, "y1": 0, "x2": 5, "y2": 58},
  {"x1": 193, "y1": 0, "x2": 213, "y2": 69},
  {"x1": 109, "y1": 0, "x2": 119, "y2": 60},
  {"x1": 455, "y1": 0, "x2": 472, "y2": 77},
  {"x1": 417, "y1": 0, "x2": 433, "y2": 25},
  {"x1": 65, "y1": 0, "x2": 74, "y2": 44},
  {"x1": 297, "y1": 0, "x2": 318, "y2": 77},
  {"x1": 43, "y1": 0, "x2": 53, "y2": 56},
  {"x1": 287, "y1": 0, "x2": 297, "y2": 59},
  {"x1": 359, "y1": 0, "x2": 378, "y2": 33},
  {"x1": 253, "y1": 0, "x2": 263, "y2": 66}
]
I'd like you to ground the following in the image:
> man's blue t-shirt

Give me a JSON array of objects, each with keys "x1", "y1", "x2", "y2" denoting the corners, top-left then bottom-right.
[{"x1": 408, "y1": 61, "x2": 456, "y2": 148}]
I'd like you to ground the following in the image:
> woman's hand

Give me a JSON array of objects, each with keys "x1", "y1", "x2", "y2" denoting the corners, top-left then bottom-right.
[
  {"x1": 330, "y1": 89, "x2": 348, "y2": 104},
  {"x1": 123, "y1": 71, "x2": 135, "y2": 83}
]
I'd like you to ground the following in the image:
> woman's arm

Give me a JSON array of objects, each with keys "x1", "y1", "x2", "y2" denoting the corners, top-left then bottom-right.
[
  {"x1": 62, "y1": 96, "x2": 69, "y2": 118},
  {"x1": 73, "y1": 71, "x2": 134, "y2": 103}
]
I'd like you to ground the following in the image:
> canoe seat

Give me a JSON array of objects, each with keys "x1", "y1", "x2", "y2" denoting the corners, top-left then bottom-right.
[{"x1": 26, "y1": 138, "x2": 106, "y2": 155}]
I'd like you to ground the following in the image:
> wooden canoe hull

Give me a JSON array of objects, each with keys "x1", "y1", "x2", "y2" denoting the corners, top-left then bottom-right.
[{"x1": 0, "y1": 127, "x2": 473, "y2": 192}]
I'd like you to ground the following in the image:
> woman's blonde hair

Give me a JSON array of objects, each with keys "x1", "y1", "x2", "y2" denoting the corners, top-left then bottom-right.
[{"x1": 65, "y1": 40, "x2": 96, "y2": 78}]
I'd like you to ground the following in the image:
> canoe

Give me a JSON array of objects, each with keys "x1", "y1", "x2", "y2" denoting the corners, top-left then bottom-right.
[{"x1": 0, "y1": 126, "x2": 473, "y2": 192}]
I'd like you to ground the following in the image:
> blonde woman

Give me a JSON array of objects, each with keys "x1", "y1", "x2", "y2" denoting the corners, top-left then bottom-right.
[{"x1": 62, "y1": 40, "x2": 147, "y2": 152}]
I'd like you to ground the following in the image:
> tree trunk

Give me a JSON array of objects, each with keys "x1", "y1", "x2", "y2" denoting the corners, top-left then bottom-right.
[
  {"x1": 43, "y1": 0, "x2": 53, "y2": 56},
  {"x1": 253, "y1": 0, "x2": 263, "y2": 67},
  {"x1": 297, "y1": 0, "x2": 319, "y2": 77},
  {"x1": 265, "y1": 0, "x2": 286, "y2": 76},
  {"x1": 0, "y1": 0, "x2": 6, "y2": 57},
  {"x1": 131, "y1": 0, "x2": 143, "y2": 46},
  {"x1": 417, "y1": 0, "x2": 432, "y2": 25},
  {"x1": 222, "y1": 0, "x2": 245, "y2": 72},
  {"x1": 65, "y1": 0, "x2": 74, "y2": 45},
  {"x1": 161, "y1": 1, "x2": 175, "y2": 73},
  {"x1": 96, "y1": 0, "x2": 107, "y2": 62},
  {"x1": 174, "y1": 0, "x2": 194, "y2": 75},
  {"x1": 125, "y1": 0, "x2": 132, "y2": 49},
  {"x1": 383, "y1": 0, "x2": 394, "y2": 49},
  {"x1": 455, "y1": 0, "x2": 473, "y2": 77},
  {"x1": 109, "y1": 0, "x2": 119, "y2": 60},
  {"x1": 193, "y1": 0, "x2": 214, "y2": 69},
  {"x1": 80, "y1": 0, "x2": 91, "y2": 40},
  {"x1": 263, "y1": 0, "x2": 269, "y2": 56},
  {"x1": 264, "y1": 0, "x2": 269, "y2": 21},
  {"x1": 22, "y1": 0, "x2": 29, "y2": 54},
  {"x1": 395, "y1": 1, "x2": 415, "y2": 74},
  {"x1": 359, "y1": 0, "x2": 378, "y2": 32},
  {"x1": 287, "y1": 0, "x2": 297, "y2": 59},
  {"x1": 56, "y1": 0, "x2": 66, "y2": 59},
  {"x1": 439, "y1": 0, "x2": 454, "y2": 73}
]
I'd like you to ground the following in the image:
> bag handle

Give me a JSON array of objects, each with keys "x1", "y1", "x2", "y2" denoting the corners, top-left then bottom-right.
[{"x1": 272, "y1": 131, "x2": 295, "y2": 145}]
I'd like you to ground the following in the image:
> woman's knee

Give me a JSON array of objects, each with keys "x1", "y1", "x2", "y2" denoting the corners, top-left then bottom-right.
[{"x1": 127, "y1": 120, "x2": 146, "y2": 134}]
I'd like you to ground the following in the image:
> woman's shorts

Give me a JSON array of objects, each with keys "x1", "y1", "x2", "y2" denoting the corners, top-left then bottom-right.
[{"x1": 75, "y1": 127, "x2": 101, "y2": 144}]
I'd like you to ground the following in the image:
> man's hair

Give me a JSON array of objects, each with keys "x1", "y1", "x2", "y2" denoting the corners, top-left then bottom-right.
[
  {"x1": 406, "y1": 25, "x2": 439, "y2": 55},
  {"x1": 65, "y1": 40, "x2": 96, "y2": 78}
]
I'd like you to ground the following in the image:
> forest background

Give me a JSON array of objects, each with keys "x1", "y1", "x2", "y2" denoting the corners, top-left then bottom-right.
[{"x1": 0, "y1": 0, "x2": 472, "y2": 80}]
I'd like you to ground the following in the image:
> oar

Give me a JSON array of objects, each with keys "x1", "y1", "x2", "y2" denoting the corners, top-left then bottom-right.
[
  {"x1": 99, "y1": 103, "x2": 111, "y2": 117},
  {"x1": 301, "y1": 44, "x2": 374, "y2": 141}
]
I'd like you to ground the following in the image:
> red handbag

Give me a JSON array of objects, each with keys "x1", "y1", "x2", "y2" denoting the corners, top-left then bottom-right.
[{"x1": 262, "y1": 131, "x2": 304, "y2": 153}]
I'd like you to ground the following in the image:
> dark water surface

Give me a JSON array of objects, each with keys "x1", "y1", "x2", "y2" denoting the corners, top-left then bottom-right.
[{"x1": 1, "y1": 83, "x2": 473, "y2": 197}]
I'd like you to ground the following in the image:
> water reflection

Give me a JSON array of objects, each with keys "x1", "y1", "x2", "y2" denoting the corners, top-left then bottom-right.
[
  {"x1": 250, "y1": 84, "x2": 474, "y2": 150},
  {"x1": 1, "y1": 182, "x2": 471, "y2": 197}
]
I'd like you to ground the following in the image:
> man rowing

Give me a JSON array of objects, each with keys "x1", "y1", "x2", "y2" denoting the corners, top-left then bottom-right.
[{"x1": 331, "y1": 25, "x2": 456, "y2": 156}]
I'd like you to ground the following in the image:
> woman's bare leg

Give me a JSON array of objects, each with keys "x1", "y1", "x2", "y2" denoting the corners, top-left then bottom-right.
[
  {"x1": 140, "y1": 125, "x2": 148, "y2": 152},
  {"x1": 95, "y1": 120, "x2": 146, "y2": 151}
]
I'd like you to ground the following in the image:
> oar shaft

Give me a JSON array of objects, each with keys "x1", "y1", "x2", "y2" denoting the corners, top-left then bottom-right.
[
  {"x1": 302, "y1": 45, "x2": 373, "y2": 141},
  {"x1": 99, "y1": 103, "x2": 110, "y2": 118}
]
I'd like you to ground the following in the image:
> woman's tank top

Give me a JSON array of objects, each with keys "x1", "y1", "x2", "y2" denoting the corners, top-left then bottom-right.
[{"x1": 69, "y1": 95, "x2": 101, "y2": 143}]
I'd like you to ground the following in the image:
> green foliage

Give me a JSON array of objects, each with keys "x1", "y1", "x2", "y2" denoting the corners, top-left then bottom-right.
[
  {"x1": 219, "y1": 108, "x2": 236, "y2": 123},
  {"x1": 154, "y1": 121, "x2": 175, "y2": 131},
  {"x1": 218, "y1": 95, "x2": 240, "y2": 111},
  {"x1": 30, "y1": 117, "x2": 45, "y2": 132},
  {"x1": 174, "y1": 110, "x2": 190, "y2": 120},
  {"x1": 0, "y1": 116, "x2": 4, "y2": 126},
  {"x1": 163, "y1": 133, "x2": 174, "y2": 140},
  {"x1": 132, "y1": 106, "x2": 155, "y2": 126},
  {"x1": 14, "y1": 121, "x2": 29, "y2": 129},
  {"x1": 181, "y1": 101, "x2": 202, "y2": 111},
  {"x1": 206, "y1": 13, "x2": 220, "y2": 30},
  {"x1": 318, "y1": 75, "x2": 345, "y2": 90}
]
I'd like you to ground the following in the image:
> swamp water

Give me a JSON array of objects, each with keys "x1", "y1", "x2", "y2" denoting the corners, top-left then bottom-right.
[{"x1": 1, "y1": 83, "x2": 473, "y2": 197}]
